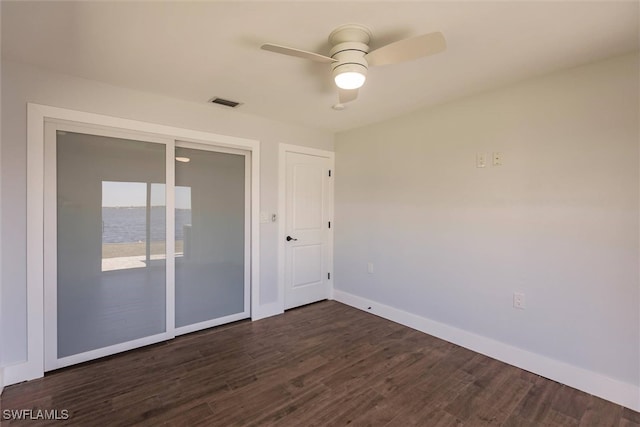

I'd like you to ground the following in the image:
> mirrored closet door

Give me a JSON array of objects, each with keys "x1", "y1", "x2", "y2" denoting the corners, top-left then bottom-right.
[
  {"x1": 174, "y1": 144, "x2": 250, "y2": 334},
  {"x1": 43, "y1": 122, "x2": 250, "y2": 371}
]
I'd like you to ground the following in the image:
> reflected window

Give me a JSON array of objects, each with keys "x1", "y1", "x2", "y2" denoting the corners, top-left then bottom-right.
[
  {"x1": 175, "y1": 186, "x2": 192, "y2": 258},
  {"x1": 101, "y1": 181, "x2": 166, "y2": 271}
]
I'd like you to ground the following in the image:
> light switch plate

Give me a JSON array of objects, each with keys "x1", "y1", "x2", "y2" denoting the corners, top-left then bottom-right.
[{"x1": 476, "y1": 152, "x2": 487, "y2": 168}]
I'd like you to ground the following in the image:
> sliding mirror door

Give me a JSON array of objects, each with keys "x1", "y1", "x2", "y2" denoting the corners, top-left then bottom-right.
[
  {"x1": 174, "y1": 145, "x2": 250, "y2": 334},
  {"x1": 45, "y1": 126, "x2": 171, "y2": 370},
  {"x1": 44, "y1": 123, "x2": 251, "y2": 371}
]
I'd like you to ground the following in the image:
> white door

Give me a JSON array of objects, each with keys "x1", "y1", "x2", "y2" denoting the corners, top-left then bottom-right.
[{"x1": 283, "y1": 150, "x2": 333, "y2": 309}]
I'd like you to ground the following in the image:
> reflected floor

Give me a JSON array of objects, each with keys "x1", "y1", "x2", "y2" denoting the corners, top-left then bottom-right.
[{"x1": 57, "y1": 262, "x2": 244, "y2": 359}]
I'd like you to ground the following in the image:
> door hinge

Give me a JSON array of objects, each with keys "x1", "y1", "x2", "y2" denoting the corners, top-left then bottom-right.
[
  {"x1": 328, "y1": 272, "x2": 331, "y2": 280},
  {"x1": 328, "y1": 169, "x2": 332, "y2": 177},
  {"x1": 328, "y1": 221, "x2": 331, "y2": 229}
]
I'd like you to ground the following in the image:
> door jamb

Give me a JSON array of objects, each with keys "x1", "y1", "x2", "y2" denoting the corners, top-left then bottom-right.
[{"x1": 277, "y1": 143, "x2": 335, "y2": 315}]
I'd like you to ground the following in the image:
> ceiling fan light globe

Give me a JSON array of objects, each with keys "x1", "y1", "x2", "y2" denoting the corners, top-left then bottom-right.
[{"x1": 334, "y1": 71, "x2": 366, "y2": 90}]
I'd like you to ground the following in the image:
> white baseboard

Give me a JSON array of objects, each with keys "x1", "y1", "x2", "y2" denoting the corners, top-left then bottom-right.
[
  {"x1": 252, "y1": 301, "x2": 283, "y2": 321},
  {"x1": 332, "y1": 289, "x2": 640, "y2": 412},
  {"x1": 3, "y1": 359, "x2": 43, "y2": 387}
]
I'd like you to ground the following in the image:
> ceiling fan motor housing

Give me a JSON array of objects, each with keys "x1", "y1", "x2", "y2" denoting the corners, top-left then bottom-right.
[
  {"x1": 328, "y1": 25, "x2": 373, "y2": 86},
  {"x1": 330, "y1": 41, "x2": 369, "y2": 79}
]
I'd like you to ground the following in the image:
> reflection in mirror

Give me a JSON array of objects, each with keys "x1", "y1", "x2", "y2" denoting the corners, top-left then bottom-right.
[
  {"x1": 175, "y1": 186, "x2": 192, "y2": 258},
  {"x1": 101, "y1": 181, "x2": 166, "y2": 271},
  {"x1": 56, "y1": 130, "x2": 167, "y2": 358},
  {"x1": 174, "y1": 147, "x2": 245, "y2": 328}
]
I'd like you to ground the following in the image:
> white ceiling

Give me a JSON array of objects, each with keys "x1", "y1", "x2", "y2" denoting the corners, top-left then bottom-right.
[{"x1": 2, "y1": 1, "x2": 638, "y2": 133}]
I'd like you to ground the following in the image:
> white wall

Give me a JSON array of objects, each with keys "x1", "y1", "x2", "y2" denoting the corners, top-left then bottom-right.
[
  {"x1": 0, "y1": 60, "x2": 333, "y2": 367},
  {"x1": 0, "y1": 2, "x2": 4, "y2": 394},
  {"x1": 334, "y1": 53, "x2": 639, "y2": 407}
]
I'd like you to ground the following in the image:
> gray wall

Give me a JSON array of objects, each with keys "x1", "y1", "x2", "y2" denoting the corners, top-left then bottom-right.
[
  {"x1": 0, "y1": 2, "x2": 4, "y2": 388},
  {"x1": 0, "y1": 60, "x2": 333, "y2": 366},
  {"x1": 334, "y1": 53, "x2": 639, "y2": 386}
]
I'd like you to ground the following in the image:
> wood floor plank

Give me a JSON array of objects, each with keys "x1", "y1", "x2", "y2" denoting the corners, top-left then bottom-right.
[
  {"x1": 502, "y1": 414, "x2": 542, "y2": 427},
  {"x1": 415, "y1": 408, "x2": 465, "y2": 426},
  {"x1": 443, "y1": 356, "x2": 518, "y2": 421},
  {"x1": 384, "y1": 369, "x2": 475, "y2": 426},
  {"x1": 623, "y1": 407, "x2": 640, "y2": 424},
  {"x1": 369, "y1": 344, "x2": 450, "y2": 397},
  {"x1": 579, "y1": 395, "x2": 623, "y2": 426},
  {"x1": 552, "y1": 384, "x2": 592, "y2": 421},
  {"x1": 466, "y1": 376, "x2": 532, "y2": 425},
  {"x1": 544, "y1": 408, "x2": 581, "y2": 426},
  {"x1": 163, "y1": 402, "x2": 214, "y2": 427},
  {"x1": 297, "y1": 387, "x2": 385, "y2": 427},
  {"x1": 0, "y1": 300, "x2": 635, "y2": 426},
  {"x1": 508, "y1": 375, "x2": 562, "y2": 422}
]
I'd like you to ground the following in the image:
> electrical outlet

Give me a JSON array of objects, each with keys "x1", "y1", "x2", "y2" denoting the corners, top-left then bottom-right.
[
  {"x1": 367, "y1": 262, "x2": 374, "y2": 274},
  {"x1": 513, "y1": 292, "x2": 525, "y2": 309},
  {"x1": 493, "y1": 152, "x2": 503, "y2": 166}
]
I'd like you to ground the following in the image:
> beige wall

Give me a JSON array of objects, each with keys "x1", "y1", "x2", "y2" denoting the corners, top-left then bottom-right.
[
  {"x1": 0, "y1": 60, "x2": 333, "y2": 366},
  {"x1": 335, "y1": 53, "x2": 639, "y2": 387}
]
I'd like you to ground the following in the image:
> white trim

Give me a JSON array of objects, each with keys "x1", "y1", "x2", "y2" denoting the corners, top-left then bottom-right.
[
  {"x1": 175, "y1": 312, "x2": 247, "y2": 336},
  {"x1": 278, "y1": 144, "x2": 335, "y2": 312},
  {"x1": 23, "y1": 104, "x2": 47, "y2": 382},
  {"x1": 244, "y1": 153, "x2": 253, "y2": 317},
  {"x1": 250, "y1": 141, "x2": 260, "y2": 320},
  {"x1": 54, "y1": 333, "x2": 169, "y2": 370},
  {"x1": 280, "y1": 144, "x2": 336, "y2": 159},
  {"x1": 174, "y1": 140, "x2": 248, "y2": 157},
  {"x1": 333, "y1": 289, "x2": 640, "y2": 412},
  {"x1": 13, "y1": 103, "x2": 261, "y2": 386},
  {"x1": 42, "y1": 122, "x2": 58, "y2": 371},
  {"x1": 251, "y1": 301, "x2": 283, "y2": 321}
]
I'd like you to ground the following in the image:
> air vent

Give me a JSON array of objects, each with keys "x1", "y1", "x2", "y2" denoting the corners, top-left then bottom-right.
[{"x1": 209, "y1": 97, "x2": 242, "y2": 108}]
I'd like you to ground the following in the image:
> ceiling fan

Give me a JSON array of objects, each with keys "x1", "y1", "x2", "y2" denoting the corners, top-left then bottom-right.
[{"x1": 261, "y1": 24, "x2": 446, "y2": 106}]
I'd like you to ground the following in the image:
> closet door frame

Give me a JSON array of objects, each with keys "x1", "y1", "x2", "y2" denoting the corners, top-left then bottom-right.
[{"x1": 23, "y1": 104, "x2": 260, "y2": 381}]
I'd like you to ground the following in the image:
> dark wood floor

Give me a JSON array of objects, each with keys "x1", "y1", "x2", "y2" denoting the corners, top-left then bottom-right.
[{"x1": 1, "y1": 301, "x2": 638, "y2": 426}]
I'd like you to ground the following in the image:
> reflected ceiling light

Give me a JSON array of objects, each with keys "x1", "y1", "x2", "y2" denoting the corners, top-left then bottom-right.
[{"x1": 176, "y1": 157, "x2": 190, "y2": 163}]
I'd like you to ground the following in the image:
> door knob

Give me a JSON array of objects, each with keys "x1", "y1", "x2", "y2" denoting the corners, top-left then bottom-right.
[{"x1": 286, "y1": 236, "x2": 298, "y2": 241}]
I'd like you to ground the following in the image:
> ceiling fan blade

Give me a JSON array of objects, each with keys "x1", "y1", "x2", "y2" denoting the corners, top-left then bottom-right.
[
  {"x1": 338, "y1": 88, "x2": 359, "y2": 104},
  {"x1": 261, "y1": 43, "x2": 337, "y2": 63},
  {"x1": 365, "y1": 31, "x2": 446, "y2": 67}
]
